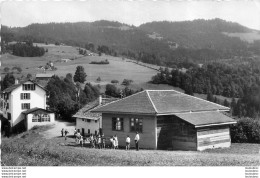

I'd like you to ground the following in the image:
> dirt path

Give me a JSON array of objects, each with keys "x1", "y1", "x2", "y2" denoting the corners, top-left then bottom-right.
[{"x1": 41, "y1": 120, "x2": 76, "y2": 139}]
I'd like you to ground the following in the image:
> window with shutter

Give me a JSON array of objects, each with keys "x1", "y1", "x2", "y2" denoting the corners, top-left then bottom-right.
[{"x1": 112, "y1": 117, "x2": 124, "y2": 131}]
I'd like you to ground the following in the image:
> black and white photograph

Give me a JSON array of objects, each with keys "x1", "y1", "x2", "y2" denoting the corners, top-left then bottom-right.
[{"x1": 0, "y1": 0, "x2": 259, "y2": 176}]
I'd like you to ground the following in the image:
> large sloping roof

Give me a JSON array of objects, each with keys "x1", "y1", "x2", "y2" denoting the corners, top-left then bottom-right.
[
  {"x1": 73, "y1": 100, "x2": 100, "y2": 119},
  {"x1": 92, "y1": 91, "x2": 157, "y2": 115},
  {"x1": 1, "y1": 80, "x2": 46, "y2": 93},
  {"x1": 73, "y1": 97, "x2": 118, "y2": 119},
  {"x1": 175, "y1": 112, "x2": 236, "y2": 127},
  {"x1": 92, "y1": 90, "x2": 229, "y2": 115},
  {"x1": 2, "y1": 84, "x2": 21, "y2": 93}
]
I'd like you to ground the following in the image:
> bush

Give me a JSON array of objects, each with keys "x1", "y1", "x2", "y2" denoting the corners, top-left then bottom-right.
[
  {"x1": 111, "y1": 80, "x2": 119, "y2": 84},
  {"x1": 90, "y1": 59, "x2": 109, "y2": 65},
  {"x1": 96, "y1": 77, "x2": 101, "y2": 82},
  {"x1": 230, "y1": 117, "x2": 260, "y2": 143},
  {"x1": 122, "y1": 79, "x2": 133, "y2": 86}
]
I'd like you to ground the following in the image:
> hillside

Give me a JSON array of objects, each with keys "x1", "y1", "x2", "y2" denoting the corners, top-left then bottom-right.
[
  {"x1": 139, "y1": 18, "x2": 254, "y2": 49},
  {"x1": 0, "y1": 44, "x2": 160, "y2": 87},
  {"x1": 2, "y1": 19, "x2": 260, "y2": 66},
  {"x1": 2, "y1": 125, "x2": 259, "y2": 166}
]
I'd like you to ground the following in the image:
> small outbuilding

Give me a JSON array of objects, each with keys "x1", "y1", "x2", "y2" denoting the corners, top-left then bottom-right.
[
  {"x1": 91, "y1": 90, "x2": 236, "y2": 151},
  {"x1": 73, "y1": 96, "x2": 118, "y2": 136},
  {"x1": 36, "y1": 73, "x2": 54, "y2": 81},
  {"x1": 22, "y1": 107, "x2": 55, "y2": 130}
]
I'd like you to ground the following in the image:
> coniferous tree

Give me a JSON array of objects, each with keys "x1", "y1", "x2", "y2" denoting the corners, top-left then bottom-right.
[
  {"x1": 224, "y1": 99, "x2": 229, "y2": 107},
  {"x1": 207, "y1": 92, "x2": 214, "y2": 102},
  {"x1": 74, "y1": 66, "x2": 87, "y2": 83},
  {"x1": 2, "y1": 73, "x2": 15, "y2": 90}
]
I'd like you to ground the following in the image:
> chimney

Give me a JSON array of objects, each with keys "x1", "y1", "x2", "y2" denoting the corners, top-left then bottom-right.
[
  {"x1": 15, "y1": 79, "x2": 19, "y2": 85},
  {"x1": 99, "y1": 95, "x2": 102, "y2": 105}
]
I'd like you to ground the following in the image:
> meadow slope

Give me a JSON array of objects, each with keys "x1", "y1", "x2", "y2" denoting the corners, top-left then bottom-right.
[
  {"x1": 1, "y1": 125, "x2": 259, "y2": 166},
  {"x1": 1, "y1": 44, "x2": 158, "y2": 85}
]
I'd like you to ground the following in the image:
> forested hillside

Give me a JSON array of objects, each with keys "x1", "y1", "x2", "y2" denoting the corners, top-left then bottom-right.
[
  {"x1": 139, "y1": 19, "x2": 251, "y2": 49},
  {"x1": 2, "y1": 19, "x2": 260, "y2": 66}
]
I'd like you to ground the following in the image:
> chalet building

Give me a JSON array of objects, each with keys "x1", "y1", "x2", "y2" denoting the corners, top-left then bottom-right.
[
  {"x1": 36, "y1": 73, "x2": 54, "y2": 81},
  {"x1": 92, "y1": 90, "x2": 236, "y2": 151},
  {"x1": 0, "y1": 80, "x2": 55, "y2": 132},
  {"x1": 73, "y1": 96, "x2": 117, "y2": 136}
]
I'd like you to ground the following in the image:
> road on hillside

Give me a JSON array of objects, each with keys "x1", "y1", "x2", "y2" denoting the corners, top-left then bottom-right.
[{"x1": 41, "y1": 120, "x2": 76, "y2": 139}]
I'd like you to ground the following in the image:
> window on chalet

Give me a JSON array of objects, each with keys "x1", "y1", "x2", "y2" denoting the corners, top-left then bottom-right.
[
  {"x1": 41, "y1": 114, "x2": 50, "y2": 122},
  {"x1": 21, "y1": 103, "x2": 30, "y2": 110},
  {"x1": 32, "y1": 114, "x2": 50, "y2": 122},
  {"x1": 112, "y1": 117, "x2": 124, "y2": 131},
  {"x1": 32, "y1": 114, "x2": 39, "y2": 122},
  {"x1": 6, "y1": 103, "x2": 9, "y2": 110},
  {"x1": 22, "y1": 84, "x2": 35, "y2": 91},
  {"x1": 20, "y1": 93, "x2": 31, "y2": 100},
  {"x1": 2, "y1": 94, "x2": 9, "y2": 100},
  {"x1": 130, "y1": 118, "x2": 143, "y2": 133},
  {"x1": 87, "y1": 119, "x2": 91, "y2": 122}
]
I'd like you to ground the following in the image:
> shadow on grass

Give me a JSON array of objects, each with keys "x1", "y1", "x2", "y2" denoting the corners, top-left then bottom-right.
[{"x1": 65, "y1": 143, "x2": 91, "y2": 148}]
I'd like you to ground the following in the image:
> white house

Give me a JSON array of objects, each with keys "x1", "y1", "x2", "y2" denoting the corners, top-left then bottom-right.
[{"x1": 0, "y1": 80, "x2": 55, "y2": 132}]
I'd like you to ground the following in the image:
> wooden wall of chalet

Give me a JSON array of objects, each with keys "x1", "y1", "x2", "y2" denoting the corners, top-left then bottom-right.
[
  {"x1": 157, "y1": 115, "x2": 197, "y2": 150},
  {"x1": 196, "y1": 125, "x2": 231, "y2": 151},
  {"x1": 102, "y1": 113, "x2": 157, "y2": 149}
]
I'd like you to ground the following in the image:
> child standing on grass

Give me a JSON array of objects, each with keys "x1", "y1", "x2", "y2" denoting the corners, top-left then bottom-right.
[
  {"x1": 64, "y1": 129, "x2": 69, "y2": 140},
  {"x1": 101, "y1": 134, "x2": 106, "y2": 149},
  {"x1": 61, "y1": 128, "x2": 64, "y2": 137},
  {"x1": 110, "y1": 136, "x2": 114, "y2": 149},
  {"x1": 97, "y1": 134, "x2": 102, "y2": 149},
  {"x1": 126, "y1": 135, "x2": 130, "y2": 150},
  {"x1": 90, "y1": 134, "x2": 94, "y2": 148},
  {"x1": 75, "y1": 132, "x2": 81, "y2": 144},
  {"x1": 79, "y1": 136, "x2": 83, "y2": 147},
  {"x1": 74, "y1": 128, "x2": 77, "y2": 137},
  {"x1": 114, "y1": 135, "x2": 118, "y2": 149}
]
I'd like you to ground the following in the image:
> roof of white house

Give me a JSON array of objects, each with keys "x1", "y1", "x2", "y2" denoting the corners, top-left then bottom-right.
[
  {"x1": 1, "y1": 80, "x2": 46, "y2": 93},
  {"x1": 22, "y1": 107, "x2": 53, "y2": 115},
  {"x1": 92, "y1": 90, "x2": 229, "y2": 115}
]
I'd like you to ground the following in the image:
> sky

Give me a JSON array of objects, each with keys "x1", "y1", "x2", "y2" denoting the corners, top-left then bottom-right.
[{"x1": 1, "y1": 0, "x2": 260, "y2": 30}]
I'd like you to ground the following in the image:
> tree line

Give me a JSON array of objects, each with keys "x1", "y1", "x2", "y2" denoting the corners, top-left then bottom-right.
[
  {"x1": 6, "y1": 41, "x2": 45, "y2": 57},
  {"x1": 151, "y1": 62, "x2": 260, "y2": 119},
  {"x1": 46, "y1": 66, "x2": 99, "y2": 121}
]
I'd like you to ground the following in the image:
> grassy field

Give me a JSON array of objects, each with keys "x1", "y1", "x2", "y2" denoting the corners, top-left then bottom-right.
[
  {"x1": 1, "y1": 44, "x2": 158, "y2": 86},
  {"x1": 1, "y1": 125, "x2": 259, "y2": 166},
  {"x1": 1, "y1": 44, "x2": 236, "y2": 103},
  {"x1": 223, "y1": 31, "x2": 260, "y2": 43}
]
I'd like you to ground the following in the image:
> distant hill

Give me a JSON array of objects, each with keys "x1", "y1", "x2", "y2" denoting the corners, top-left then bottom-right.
[
  {"x1": 2, "y1": 19, "x2": 260, "y2": 66},
  {"x1": 139, "y1": 18, "x2": 254, "y2": 49}
]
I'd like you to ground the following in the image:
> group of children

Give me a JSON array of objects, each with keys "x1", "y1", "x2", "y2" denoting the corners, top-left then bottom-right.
[
  {"x1": 109, "y1": 135, "x2": 119, "y2": 149},
  {"x1": 89, "y1": 133, "x2": 106, "y2": 149},
  {"x1": 64, "y1": 128, "x2": 140, "y2": 150}
]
